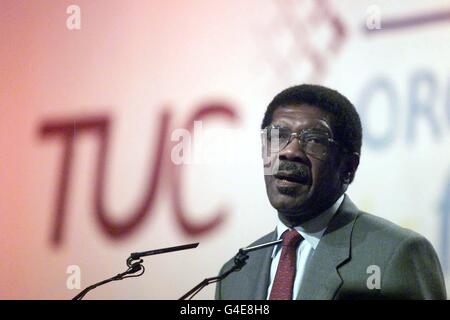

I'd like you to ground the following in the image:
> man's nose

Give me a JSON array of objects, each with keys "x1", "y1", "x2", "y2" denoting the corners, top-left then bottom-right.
[{"x1": 278, "y1": 136, "x2": 308, "y2": 163}]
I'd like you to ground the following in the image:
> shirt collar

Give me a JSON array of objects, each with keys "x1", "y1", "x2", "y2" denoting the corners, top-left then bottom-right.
[{"x1": 271, "y1": 194, "x2": 345, "y2": 258}]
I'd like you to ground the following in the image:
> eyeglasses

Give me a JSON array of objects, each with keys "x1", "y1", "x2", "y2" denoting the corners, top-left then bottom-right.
[{"x1": 261, "y1": 125, "x2": 339, "y2": 160}]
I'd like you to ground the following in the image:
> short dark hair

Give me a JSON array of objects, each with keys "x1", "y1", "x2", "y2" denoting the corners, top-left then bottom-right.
[{"x1": 261, "y1": 84, "x2": 362, "y2": 155}]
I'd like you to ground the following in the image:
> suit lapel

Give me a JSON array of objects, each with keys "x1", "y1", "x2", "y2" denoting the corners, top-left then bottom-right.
[{"x1": 297, "y1": 195, "x2": 360, "y2": 300}]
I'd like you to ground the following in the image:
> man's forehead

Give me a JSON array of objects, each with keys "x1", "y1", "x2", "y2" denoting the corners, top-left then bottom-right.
[{"x1": 271, "y1": 104, "x2": 334, "y2": 129}]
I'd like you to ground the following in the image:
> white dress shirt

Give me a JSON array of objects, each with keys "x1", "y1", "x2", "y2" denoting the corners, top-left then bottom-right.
[{"x1": 266, "y1": 194, "x2": 345, "y2": 300}]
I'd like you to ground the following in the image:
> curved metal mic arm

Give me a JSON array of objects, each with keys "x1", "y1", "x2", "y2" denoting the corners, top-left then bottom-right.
[
  {"x1": 178, "y1": 250, "x2": 250, "y2": 300},
  {"x1": 72, "y1": 260, "x2": 145, "y2": 300},
  {"x1": 72, "y1": 242, "x2": 198, "y2": 300},
  {"x1": 179, "y1": 239, "x2": 282, "y2": 300},
  {"x1": 127, "y1": 256, "x2": 141, "y2": 268}
]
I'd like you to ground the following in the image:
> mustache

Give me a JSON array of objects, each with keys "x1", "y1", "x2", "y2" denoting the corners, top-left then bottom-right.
[{"x1": 274, "y1": 161, "x2": 310, "y2": 180}]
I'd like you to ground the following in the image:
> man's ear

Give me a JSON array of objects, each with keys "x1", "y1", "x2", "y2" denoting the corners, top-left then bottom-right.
[{"x1": 340, "y1": 152, "x2": 360, "y2": 184}]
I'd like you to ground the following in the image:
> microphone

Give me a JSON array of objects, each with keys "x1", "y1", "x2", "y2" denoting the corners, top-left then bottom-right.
[
  {"x1": 179, "y1": 238, "x2": 283, "y2": 300},
  {"x1": 239, "y1": 238, "x2": 282, "y2": 254},
  {"x1": 72, "y1": 242, "x2": 199, "y2": 300},
  {"x1": 127, "y1": 242, "x2": 199, "y2": 267}
]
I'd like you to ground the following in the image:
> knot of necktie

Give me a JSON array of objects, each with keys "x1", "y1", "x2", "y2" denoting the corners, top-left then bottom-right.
[{"x1": 281, "y1": 229, "x2": 303, "y2": 248}]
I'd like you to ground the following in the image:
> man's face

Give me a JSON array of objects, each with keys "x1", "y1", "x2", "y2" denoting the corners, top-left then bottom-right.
[{"x1": 263, "y1": 104, "x2": 344, "y2": 222}]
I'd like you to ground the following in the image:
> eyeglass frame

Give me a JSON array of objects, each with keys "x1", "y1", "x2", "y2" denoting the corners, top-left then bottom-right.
[{"x1": 261, "y1": 124, "x2": 344, "y2": 160}]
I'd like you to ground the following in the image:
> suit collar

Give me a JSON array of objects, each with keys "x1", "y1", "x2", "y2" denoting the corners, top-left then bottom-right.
[{"x1": 296, "y1": 194, "x2": 360, "y2": 300}]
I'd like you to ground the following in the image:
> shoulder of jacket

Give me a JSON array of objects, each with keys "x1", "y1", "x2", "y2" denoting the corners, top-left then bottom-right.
[{"x1": 353, "y1": 211, "x2": 426, "y2": 246}]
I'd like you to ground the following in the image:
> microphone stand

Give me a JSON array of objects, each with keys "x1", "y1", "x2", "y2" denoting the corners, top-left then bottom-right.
[
  {"x1": 72, "y1": 261, "x2": 144, "y2": 300},
  {"x1": 179, "y1": 239, "x2": 282, "y2": 300},
  {"x1": 72, "y1": 242, "x2": 199, "y2": 300}
]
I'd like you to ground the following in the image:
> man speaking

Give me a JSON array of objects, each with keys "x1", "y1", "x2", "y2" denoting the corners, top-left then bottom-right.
[{"x1": 215, "y1": 84, "x2": 446, "y2": 300}]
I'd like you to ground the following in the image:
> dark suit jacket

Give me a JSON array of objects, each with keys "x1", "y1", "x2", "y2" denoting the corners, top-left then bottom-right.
[{"x1": 215, "y1": 195, "x2": 447, "y2": 300}]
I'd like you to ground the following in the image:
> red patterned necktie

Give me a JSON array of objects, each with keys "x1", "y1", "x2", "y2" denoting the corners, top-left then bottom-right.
[{"x1": 269, "y1": 229, "x2": 303, "y2": 300}]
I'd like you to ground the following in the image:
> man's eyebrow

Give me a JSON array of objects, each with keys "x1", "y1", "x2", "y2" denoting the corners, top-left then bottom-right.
[
  {"x1": 298, "y1": 123, "x2": 330, "y2": 131},
  {"x1": 270, "y1": 119, "x2": 332, "y2": 131},
  {"x1": 306, "y1": 125, "x2": 330, "y2": 131},
  {"x1": 270, "y1": 121, "x2": 290, "y2": 127}
]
